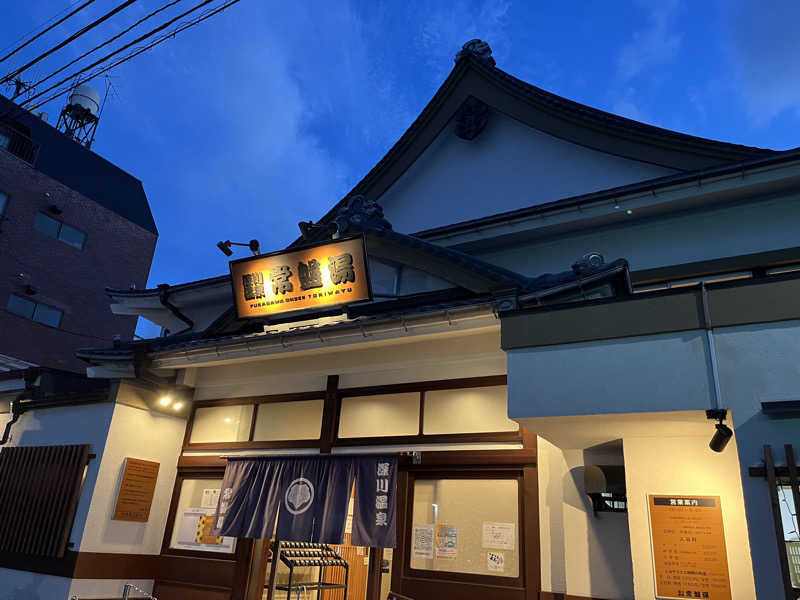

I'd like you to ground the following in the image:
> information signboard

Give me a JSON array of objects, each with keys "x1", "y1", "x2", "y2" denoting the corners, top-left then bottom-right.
[{"x1": 648, "y1": 495, "x2": 731, "y2": 600}]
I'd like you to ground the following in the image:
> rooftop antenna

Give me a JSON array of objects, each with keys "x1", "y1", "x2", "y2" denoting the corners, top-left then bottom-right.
[{"x1": 56, "y1": 81, "x2": 102, "y2": 148}]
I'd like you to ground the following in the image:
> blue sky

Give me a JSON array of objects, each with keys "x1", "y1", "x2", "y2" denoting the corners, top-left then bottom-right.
[{"x1": 2, "y1": 0, "x2": 800, "y2": 337}]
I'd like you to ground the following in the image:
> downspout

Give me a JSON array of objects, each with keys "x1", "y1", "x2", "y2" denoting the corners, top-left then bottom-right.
[
  {"x1": 0, "y1": 371, "x2": 36, "y2": 445},
  {"x1": 157, "y1": 283, "x2": 194, "y2": 335},
  {"x1": 701, "y1": 283, "x2": 723, "y2": 410}
]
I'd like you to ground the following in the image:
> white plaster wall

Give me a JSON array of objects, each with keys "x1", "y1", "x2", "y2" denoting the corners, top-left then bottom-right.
[
  {"x1": 379, "y1": 110, "x2": 675, "y2": 234},
  {"x1": 473, "y1": 194, "x2": 800, "y2": 276},
  {"x1": 712, "y1": 319, "x2": 800, "y2": 599},
  {"x1": 0, "y1": 569, "x2": 71, "y2": 600},
  {"x1": 0, "y1": 403, "x2": 115, "y2": 548},
  {"x1": 80, "y1": 400, "x2": 185, "y2": 554},
  {"x1": 623, "y1": 434, "x2": 757, "y2": 599},
  {"x1": 193, "y1": 327, "x2": 505, "y2": 399},
  {"x1": 0, "y1": 403, "x2": 114, "y2": 599},
  {"x1": 538, "y1": 437, "x2": 634, "y2": 599},
  {"x1": 507, "y1": 331, "x2": 715, "y2": 419}
]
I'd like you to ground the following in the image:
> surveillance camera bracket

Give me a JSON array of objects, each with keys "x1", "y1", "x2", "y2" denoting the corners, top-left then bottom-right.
[{"x1": 705, "y1": 408, "x2": 727, "y2": 423}]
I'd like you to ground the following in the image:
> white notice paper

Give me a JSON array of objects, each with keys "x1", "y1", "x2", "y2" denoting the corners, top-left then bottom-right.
[
  {"x1": 482, "y1": 521, "x2": 515, "y2": 550},
  {"x1": 413, "y1": 524, "x2": 434, "y2": 559},
  {"x1": 201, "y1": 488, "x2": 221, "y2": 509},
  {"x1": 487, "y1": 551, "x2": 505, "y2": 572}
]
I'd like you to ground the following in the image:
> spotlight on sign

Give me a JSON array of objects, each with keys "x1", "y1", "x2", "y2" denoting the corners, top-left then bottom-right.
[
  {"x1": 159, "y1": 396, "x2": 171, "y2": 407},
  {"x1": 706, "y1": 409, "x2": 732, "y2": 453}
]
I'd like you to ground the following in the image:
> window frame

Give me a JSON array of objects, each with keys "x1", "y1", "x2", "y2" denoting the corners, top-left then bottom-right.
[
  {"x1": 183, "y1": 391, "x2": 328, "y2": 451},
  {"x1": 7, "y1": 294, "x2": 63, "y2": 328},
  {"x1": 161, "y1": 468, "x2": 252, "y2": 561},
  {"x1": 402, "y1": 469, "x2": 526, "y2": 588},
  {"x1": 34, "y1": 211, "x2": 87, "y2": 249},
  {"x1": 182, "y1": 375, "x2": 520, "y2": 452},
  {"x1": 333, "y1": 375, "x2": 520, "y2": 447}
]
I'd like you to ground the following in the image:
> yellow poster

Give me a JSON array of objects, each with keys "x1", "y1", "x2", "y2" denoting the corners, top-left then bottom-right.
[
  {"x1": 230, "y1": 236, "x2": 371, "y2": 318},
  {"x1": 648, "y1": 495, "x2": 731, "y2": 600}
]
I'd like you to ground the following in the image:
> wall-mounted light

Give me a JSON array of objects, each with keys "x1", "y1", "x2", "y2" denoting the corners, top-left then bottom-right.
[
  {"x1": 159, "y1": 396, "x2": 171, "y2": 407},
  {"x1": 224, "y1": 417, "x2": 232, "y2": 423},
  {"x1": 172, "y1": 402, "x2": 183, "y2": 411},
  {"x1": 706, "y1": 409, "x2": 732, "y2": 453},
  {"x1": 216, "y1": 239, "x2": 260, "y2": 257}
]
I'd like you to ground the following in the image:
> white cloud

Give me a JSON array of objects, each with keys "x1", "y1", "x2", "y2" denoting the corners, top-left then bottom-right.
[
  {"x1": 617, "y1": 0, "x2": 682, "y2": 82},
  {"x1": 726, "y1": 0, "x2": 800, "y2": 125}
]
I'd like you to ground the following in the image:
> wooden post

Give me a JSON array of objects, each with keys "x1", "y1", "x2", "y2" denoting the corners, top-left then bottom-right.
[{"x1": 765, "y1": 445, "x2": 794, "y2": 599}]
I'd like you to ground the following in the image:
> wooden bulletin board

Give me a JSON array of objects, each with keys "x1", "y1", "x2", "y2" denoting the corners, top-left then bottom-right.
[
  {"x1": 648, "y1": 495, "x2": 731, "y2": 600},
  {"x1": 112, "y1": 457, "x2": 160, "y2": 522}
]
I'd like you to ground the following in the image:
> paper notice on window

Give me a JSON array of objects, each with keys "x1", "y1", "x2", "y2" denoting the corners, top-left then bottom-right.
[
  {"x1": 487, "y1": 551, "x2": 505, "y2": 572},
  {"x1": 435, "y1": 524, "x2": 457, "y2": 558},
  {"x1": 413, "y1": 524, "x2": 434, "y2": 559},
  {"x1": 174, "y1": 508, "x2": 235, "y2": 552},
  {"x1": 482, "y1": 521, "x2": 515, "y2": 550},
  {"x1": 201, "y1": 488, "x2": 221, "y2": 509}
]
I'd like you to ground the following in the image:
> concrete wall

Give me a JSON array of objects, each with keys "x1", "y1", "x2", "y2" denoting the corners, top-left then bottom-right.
[
  {"x1": 507, "y1": 331, "x2": 716, "y2": 419},
  {"x1": 712, "y1": 319, "x2": 800, "y2": 599},
  {"x1": 379, "y1": 110, "x2": 675, "y2": 234},
  {"x1": 473, "y1": 194, "x2": 800, "y2": 277},
  {"x1": 623, "y1": 434, "x2": 756, "y2": 599},
  {"x1": 537, "y1": 437, "x2": 634, "y2": 599}
]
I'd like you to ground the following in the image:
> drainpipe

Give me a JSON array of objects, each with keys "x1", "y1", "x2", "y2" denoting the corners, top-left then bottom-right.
[
  {"x1": 157, "y1": 283, "x2": 194, "y2": 335},
  {"x1": 701, "y1": 283, "x2": 723, "y2": 410},
  {"x1": 0, "y1": 371, "x2": 36, "y2": 445}
]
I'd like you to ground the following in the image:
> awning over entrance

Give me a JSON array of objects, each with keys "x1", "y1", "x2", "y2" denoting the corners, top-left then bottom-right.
[{"x1": 214, "y1": 454, "x2": 397, "y2": 548}]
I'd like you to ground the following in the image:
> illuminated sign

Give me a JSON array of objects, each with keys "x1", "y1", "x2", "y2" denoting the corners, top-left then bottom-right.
[
  {"x1": 230, "y1": 236, "x2": 371, "y2": 319},
  {"x1": 648, "y1": 495, "x2": 731, "y2": 600}
]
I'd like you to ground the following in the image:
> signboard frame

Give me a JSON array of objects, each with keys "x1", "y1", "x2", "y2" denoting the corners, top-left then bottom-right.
[
  {"x1": 228, "y1": 234, "x2": 373, "y2": 321},
  {"x1": 647, "y1": 493, "x2": 732, "y2": 600},
  {"x1": 112, "y1": 457, "x2": 160, "y2": 523}
]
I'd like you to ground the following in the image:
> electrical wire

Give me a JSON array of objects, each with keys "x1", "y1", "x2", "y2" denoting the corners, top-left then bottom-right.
[
  {"x1": 1, "y1": 0, "x2": 139, "y2": 85},
  {"x1": 19, "y1": 0, "x2": 217, "y2": 109},
  {"x1": 0, "y1": 0, "x2": 97, "y2": 65},
  {"x1": 29, "y1": 0, "x2": 184, "y2": 93},
  {"x1": 23, "y1": 0, "x2": 242, "y2": 113}
]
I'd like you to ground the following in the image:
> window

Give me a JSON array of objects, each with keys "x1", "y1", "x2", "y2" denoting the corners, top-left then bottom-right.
[
  {"x1": 189, "y1": 404, "x2": 254, "y2": 443},
  {"x1": 410, "y1": 477, "x2": 520, "y2": 578},
  {"x1": 7, "y1": 294, "x2": 63, "y2": 327},
  {"x1": 336, "y1": 380, "x2": 515, "y2": 441},
  {"x1": 34, "y1": 212, "x2": 86, "y2": 249},
  {"x1": 253, "y1": 399, "x2": 324, "y2": 441},
  {"x1": 168, "y1": 477, "x2": 236, "y2": 554},
  {"x1": 0, "y1": 191, "x2": 7, "y2": 215},
  {"x1": 423, "y1": 386, "x2": 518, "y2": 435},
  {"x1": 0, "y1": 130, "x2": 9, "y2": 150},
  {"x1": 338, "y1": 392, "x2": 420, "y2": 438}
]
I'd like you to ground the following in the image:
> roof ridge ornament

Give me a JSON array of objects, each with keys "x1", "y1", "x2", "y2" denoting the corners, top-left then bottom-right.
[
  {"x1": 332, "y1": 195, "x2": 392, "y2": 237},
  {"x1": 454, "y1": 39, "x2": 496, "y2": 67},
  {"x1": 300, "y1": 195, "x2": 393, "y2": 240}
]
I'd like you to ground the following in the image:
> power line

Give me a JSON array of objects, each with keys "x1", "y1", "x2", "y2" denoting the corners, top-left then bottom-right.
[
  {"x1": 0, "y1": 0, "x2": 87, "y2": 57},
  {"x1": 28, "y1": 0, "x2": 184, "y2": 93},
  {"x1": 21, "y1": 0, "x2": 220, "y2": 110},
  {"x1": 0, "y1": 0, "x2": 97, "y2": 65},
  {"x1": 1, "y1": 0, "x2": 139, "y2": 86}
]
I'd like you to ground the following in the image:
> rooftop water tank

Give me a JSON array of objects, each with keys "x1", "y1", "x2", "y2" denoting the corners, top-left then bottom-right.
[{"x1": 68, "y1": 84, "x2": 100, "y2": 117}]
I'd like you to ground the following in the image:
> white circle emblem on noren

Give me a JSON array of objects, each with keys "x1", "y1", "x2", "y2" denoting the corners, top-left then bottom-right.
[{"x1": 285, "y1": 478, "x2": 315, "y2": 515}]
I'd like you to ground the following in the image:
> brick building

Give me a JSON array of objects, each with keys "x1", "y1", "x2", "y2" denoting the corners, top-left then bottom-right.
[{"x1": 0, "y1": 95, "x2": 157, "y2": 372}]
